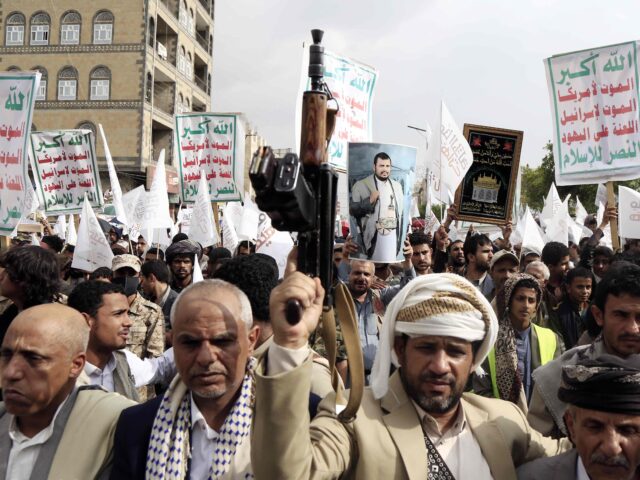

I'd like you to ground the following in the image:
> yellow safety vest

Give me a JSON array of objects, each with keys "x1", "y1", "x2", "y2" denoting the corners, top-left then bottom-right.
[{"x1": 487, "y1": 323, "x2": 557, "y2": 399}]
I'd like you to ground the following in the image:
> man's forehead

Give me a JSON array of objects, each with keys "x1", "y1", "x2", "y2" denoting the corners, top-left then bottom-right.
[
  {"x1": 576, "y1": 406, "x2": 640, "y2": 424},
  {"x1": 3, "y1": 324, "x2": 59, "y2": 355},
  {"x1": 174, "y1": 296, "x2": 241, "y2": 325}
]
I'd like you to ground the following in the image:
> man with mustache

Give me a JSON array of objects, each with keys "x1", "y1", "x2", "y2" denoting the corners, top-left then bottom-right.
[
  {"x1": 110, "y1": 279, "x2": 259, "y2": 479},
  {"x1": 528, "y1": 262, "x2": 640, "y2": 438},
  {"x1": 251, "y1": 273, "x2": 566, "y2": 479},
  {"x1": 68, "y1": 281, "x2": 176, "y2": 402},
  {"x1": 0, "y1": 303, "x2": 134, "y2": 479},
  {"x1": 408, "y1": 232, "x2": 432, "y2": 276},
  {"x1": 165, "y1": 239, "x2": 201, "y2": 293},
  {"x1": 518, "y1": 355, "x2": 640, "y2": 480}
]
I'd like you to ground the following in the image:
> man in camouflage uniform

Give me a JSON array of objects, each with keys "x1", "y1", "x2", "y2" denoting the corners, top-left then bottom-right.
[{"x1": 112, "y1": 254, "x2": 165, "y2": 400}]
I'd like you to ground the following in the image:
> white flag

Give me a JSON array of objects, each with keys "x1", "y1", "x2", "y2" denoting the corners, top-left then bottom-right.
[
  {"x1": 574, "y1": 196, "x2": 588, "y2": 225},
  {"x1": 122, "y1": 185, "x2": 145, "y2": 241},
  {"x1": 66, "y1": 215, "x2": 77, "y2": 246},
  {"x1": 596, "y1": 201, "x2": 613, "y2": 248},
  {"x1": 618, "y1": 186, "x2": 640, "y2": 240},
  {"x1": 54, "y1": 215, "x2": 67, "y2": 240},
  {"x1": 439, "y1": 101, "x2": 473, "y2": 203},
  {"x1": 189, "y1": 174, "x2": 218, "y2": 247},
  {"x1": 72, "y1": 196, "x2": 113, "y2": 271},
  {"x1": 99, "y1": 124, "x2": 127, "y2": 224},
  {"x1": 595, "y1": 183, "x2": 608, "y2": 207},
  {"x1": 192, "y1": 257, "x2": 204, "y2": 283},
  {"x1": 546, "y1": 198, "x2": 569, "y2": 246},
  {"x1": 256, "y1": 228, "x2": 294, "y2": 279},
  {"x1": 141, "y1": 150, "x2": 173, "y2": 229},
  {"x1": 521, "y1": 207, "x2": 545, "y2": 255},
  {"x1": 540, "y1": 183, "x2": 562, "y2": 224},
  {"x1": 221, "y1": 205, "x2": 239, "y2": 253}
]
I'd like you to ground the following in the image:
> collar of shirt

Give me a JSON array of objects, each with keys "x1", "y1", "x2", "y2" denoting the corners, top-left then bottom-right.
[
  {"x1": 411, "y1": 399, "x2": 466, "y2": 441},
  {"x1": 576, "y1": 455, "x2": 589, "y2": 480},
  {"x1": 515, "y1": 325, "x2": 532, "y2": 340},
  {"x1": 157, "y1": 284, "x2": 171, "y2": 308},
  {"x1": 9, "y1": 393, "x2": 71, "y2": 445},
  {"x1": 84, "y1": 354, "x2": 117, "y2": 379},
  {"x1": 190, "y1": 393, "x2": 218, "y2": 441}
]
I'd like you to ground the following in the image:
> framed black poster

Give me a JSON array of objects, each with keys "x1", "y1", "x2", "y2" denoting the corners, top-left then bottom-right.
[{"x1": 454, "y1": 124, "x2": 523, "y2": 225}]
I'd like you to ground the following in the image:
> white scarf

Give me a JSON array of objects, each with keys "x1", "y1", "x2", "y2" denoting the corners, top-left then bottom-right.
[{"x1": 145, "y1": 357, "x2": 256, "y2": 479}]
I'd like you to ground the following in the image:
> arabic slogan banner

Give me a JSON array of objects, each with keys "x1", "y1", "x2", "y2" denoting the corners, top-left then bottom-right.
[
  {"x1": 175, "y1": 113, "x2": 244, "y2": 203},
  {"x1": 545, "y1": 41, "x2": 640, "y2": 185},
  {"x1": 30, "y1": 130, "x2": 102, "y2": 215},
  {"x1": 297, "y1": 48, "x2": 377, "y2": 171},
  {"x1": 0, "y1": 71, "x2": 40, "y2": 233}
]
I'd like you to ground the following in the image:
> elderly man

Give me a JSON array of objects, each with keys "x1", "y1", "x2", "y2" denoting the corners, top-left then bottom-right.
[
  {"x1": 0, "y1": 304, "x2": 134, "y2": 479},
  {"x1": 110, "y1": 279, "x2": 259, "y2": 479},
  {"x1": 528, "y1": 262, "x2": 640, "y2": 438},
  {"x1": 165, "y1": 239, "x2": 201, "y2": 293},
  {"x1": 518, "y1": 356, "x2": 640, "y2": 480},
  {"x1": 68, "y1": 281, "x2": 175, "y2": 401},
  {"x1": 252, "y1": 273, "x2": 565, "y2": 479},
  {"x1": 525, "y1": 260, "x2": 553, "y2": 328}
]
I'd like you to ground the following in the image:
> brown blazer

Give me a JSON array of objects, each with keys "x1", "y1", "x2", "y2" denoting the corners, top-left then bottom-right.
[{"x1": 252, "y1": 357, "x2": 566, "y2": 480}]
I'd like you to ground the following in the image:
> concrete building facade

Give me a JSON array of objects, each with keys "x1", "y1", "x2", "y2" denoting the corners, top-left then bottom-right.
[{"x1": 0, "y1": 0, "x2": 215, "y2": 195}]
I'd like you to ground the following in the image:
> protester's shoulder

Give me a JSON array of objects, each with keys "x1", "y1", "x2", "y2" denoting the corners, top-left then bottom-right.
[
  {"x1": 136, "y1": 295, "x2": 162, "y2": 314},
  {"x1": 119, "y1": 394, "x2": 163, "y2": 421},
  {"x1": 76, "y1": 386, "x2": 137, "y2": 416},
  {"x1": 516, "y1": 450, "x2": 576, "y2": 479},
  {"x1": 462, "y1": 392, "x2": 529, "y2": 424}
]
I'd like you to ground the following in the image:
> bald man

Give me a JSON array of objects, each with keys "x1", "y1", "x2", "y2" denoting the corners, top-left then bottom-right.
[{"x1": 0, "y1": 304, "x2": 135, "y2": 480}]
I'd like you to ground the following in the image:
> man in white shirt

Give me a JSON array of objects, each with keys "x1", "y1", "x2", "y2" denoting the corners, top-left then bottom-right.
[
  {"x1": 67, "y1": 280, "x2": 176, "y2": 401},
  {"x1": 110, "y1": 279, "x2": 259, "y2": 479},
  {"x1": 0, "y1": 303, "x2": 134, "y2": 480},
  {"x1": 518, "y1": 355, "x2": 640, "y2": 480}
]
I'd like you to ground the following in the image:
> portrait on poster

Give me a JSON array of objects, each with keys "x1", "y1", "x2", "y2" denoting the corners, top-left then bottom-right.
[{"x1": 348, "y1": 142, "x2": 416, "y2": 263}]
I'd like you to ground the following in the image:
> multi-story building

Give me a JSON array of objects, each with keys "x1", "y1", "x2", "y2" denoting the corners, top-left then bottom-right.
[{"x1": 0, "y1": 0, "x2": 215, "y2": 198}]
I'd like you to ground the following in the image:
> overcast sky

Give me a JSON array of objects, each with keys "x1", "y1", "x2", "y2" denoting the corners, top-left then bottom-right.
[{"x1": 211, "y1": 0, "x2": 640, "y2": 169}]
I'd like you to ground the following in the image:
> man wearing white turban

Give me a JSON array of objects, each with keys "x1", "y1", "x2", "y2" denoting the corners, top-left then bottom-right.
[{"x1": 251, "y1": 272, "x2": 568, "y2": 479}]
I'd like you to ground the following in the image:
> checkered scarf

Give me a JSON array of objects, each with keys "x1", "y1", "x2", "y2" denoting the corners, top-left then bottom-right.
[{"x1": 145, "y1": 357, "x2": 256, "y2": 479}]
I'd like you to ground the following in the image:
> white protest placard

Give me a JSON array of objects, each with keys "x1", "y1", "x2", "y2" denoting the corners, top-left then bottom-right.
[
  {"x1": 72, "y1": 196, "x2": 113, "y2": 271},
  {"x1": 0, "y1": 71, "x2": 40, "y2": 234},
  {"x1": 237, "y1": 205, "x2": 260, "y2": 242},
  {"x1": 99, "y1": 124, "x2": 127, "y2": 224},
  {"x1": 545, "y1": 41, "x2": 640, "y2": 185},
  {"x1": 439, "y1": 101, "x2": 473, "y2": 203},
  {"x1": 256, "y1": 227, "x2": 294, "y2": 279},
  {"x1": 175, "y1": 113, "x2": 244, "y2": 203},
  {"x1": 618, "y1": 186, "x2": 640, "y2": 239},
  {"x1": 54, "y1": 215, "x2": 67, "y2": 240},
  {"x1": 142, "y1": 150, "x2": 173, "y2": 229},
  {"x1": 296, "y1": 48, "x2": 378, "y2": 171},
  {"x1": 189, "y1": 174, "x2": 218, "y2": 247},
  {"x1": 177, "y1": 207, "x2": 193, "y2": 234},
  {"x1": 30, "y1": 130, "x2": 102, "y2": 214}
]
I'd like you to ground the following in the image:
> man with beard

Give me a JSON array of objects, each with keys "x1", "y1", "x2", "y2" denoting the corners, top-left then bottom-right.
[
  {"x1": 549, "y1": 267, "x2": 594, "y2": 349},
  {"x1": 464, "y1": 233, "x2": 495, "y2": 300},
  {"x1": 528, "y1": 262, "x2": 640, "y2": 438},
  {"x1": 251, "y1": 273, "x2": 566, "y2": 479},
  {"x1": 110, "y1": 280, "x2": 259, "y2": 479},
  {"x1": 518, "y1": 356, "x2": 640, "y2": 480},
  {"x1": 350, "y1": 152, "x2": 404, "y2": 261},
  {"x1": 408, "y1": 232, "x2": 432, "y2": 276},
  {"x1": 165, "y1": 239, "x2": 201, "y2": 293},
  {"x1": 135, "y1": 235, "x2": 147, "y2": 259},
  {"x1": 345, "y1": 247, "x2": 414, "y2": 383},
  {"x1": 448, "y1": 239, "x2": 466, "y2": 275}
]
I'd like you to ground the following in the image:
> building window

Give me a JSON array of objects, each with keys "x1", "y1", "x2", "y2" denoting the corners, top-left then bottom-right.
[
  {"x1": 207, "y1": 74, "x2": 211, "y2": 95},
  {"x1": 145, "y1": 72, "x2": 153, "y2": 103},
  {"x1": 176, "y1": 93, "x2": 184, "y2": 114},
  {"x1": 33, "y1": 66, "x2": 47, "y2": 100},
  {"x1": 189, "y1": 9, "x2": 195, "y2": 35},
  {"x1": 5, "y1": 13, "x2": 25, "y2": 46},
  {"x1": 179, "y1": 1, "x2": 189, "y2": 30},
  {"x1": 93, "y1": 11, "x2": 113, "y2": 44},
  {"x1": 177, "y1": 46, "x2": 186, "y2": 74},
  {"x1": 76, "y1": 121, "x2": 96, "y2": 136},
  {"x1": 148, "y1": 18, "x2": 155, "y2": 48},
  {"x1": 90, "y1": 66, "x2": 111, "y2": 100},
  {"x1": 58, "y1": 67, "x2": 77, "y2": 100},
  {"x1": 184, "y1": 97, "x2": 190, "y2": 112},
  {"x1": 186, "y1": 52, "x2": 193, "y2": 80},
  {"x1": 208, "y1": 34, "x2": 213, "y2": 55},
  {"x1": 30, "y1": 12, "x2": 50, "y2": 46},
  {"x1": 60, "y1": 11, "x2": 81, "y2": 45}
]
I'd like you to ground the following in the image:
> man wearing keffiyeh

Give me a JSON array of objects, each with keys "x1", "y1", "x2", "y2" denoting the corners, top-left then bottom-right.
[
  {"x1": 110, "y1": 279, "x2": 260, "y2": 479},
  {"x1": 518, "y1": 355, "x2": 640, "y2": 480},
  {"x1": 251, "y1": 272, "x2": 568, "y2": 479}
]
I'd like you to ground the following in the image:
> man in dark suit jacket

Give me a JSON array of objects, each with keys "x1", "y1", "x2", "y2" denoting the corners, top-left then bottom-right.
[
  {"x1": 140, "y1": 260, "x2": 179, "y2": 333},
  {"x1": 518, "y1": 356, "x2": 640, "y2": 480}
]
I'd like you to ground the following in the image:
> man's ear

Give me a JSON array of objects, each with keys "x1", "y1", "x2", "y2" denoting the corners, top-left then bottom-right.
[
  {"x1": 81, "y1": 312, "x2": 94, "y2": 329},
  {"x1": 69, "y1": 352, "x2": 86, "y2": 379},
  {"x1": 591, "y1": 304, "x2": 605, "y2": 327},
  {"x1": 563, "y1": 408, "x2": 577, "y2": 446},
  {"x1": 247, "y1": 324, "x2": 260, "y2": 354},
  {"x1": 393, "y1": 336, "x2": 407, "y2": 367}
]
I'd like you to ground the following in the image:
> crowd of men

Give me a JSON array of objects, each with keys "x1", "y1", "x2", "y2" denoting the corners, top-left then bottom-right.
[{"x1": 1, "y1": 202, "x2": 640, "y2": 480}]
